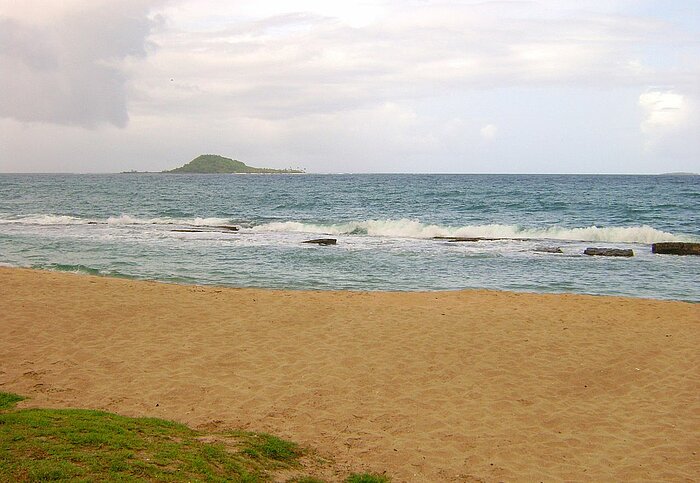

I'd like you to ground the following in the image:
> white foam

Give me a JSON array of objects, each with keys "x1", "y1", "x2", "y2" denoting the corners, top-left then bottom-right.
[
  {"x1": 0, "y1": 213, "x2": 692, "y2": 243},
  {"x1": 0, "y1": 213, "x2": 234, "y2": 227},
  {"x1": 0, "y1": 214, "x2": 90, "y2": 225},
  {"x1": 251, "y1": 219, "x2": 691, "y2": 243},
  {"x1": 189, "y1": 217, "x2": 232, "y2": 226},
  {"x1": 105, "y1": 215, "x2": 230, "y2": 226},
  {"x1": 528, "y1": 225, "x2": 683, "y2": 244}
]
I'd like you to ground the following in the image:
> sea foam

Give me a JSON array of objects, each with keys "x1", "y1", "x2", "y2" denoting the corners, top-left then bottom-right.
[
  {"x1": 0, "y1": 214, "x2": 691, "y2": 244},
  {"x1": 0, "y1": 213, "x2": 232, "y2": 227},
  {"x1": 105, "y1": 215, "x2": 230, "y2": 226},
  {"x1": 252, "y1": 219, "x2": 688, "y2": 243},
  {"x1": 0, "y1": 214, "x2": 90, "y2": 225}
]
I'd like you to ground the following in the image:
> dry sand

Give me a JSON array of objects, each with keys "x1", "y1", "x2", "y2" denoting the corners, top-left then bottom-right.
[{"x1": 0, "y1": 267, "x2": 698, "y2": 481}]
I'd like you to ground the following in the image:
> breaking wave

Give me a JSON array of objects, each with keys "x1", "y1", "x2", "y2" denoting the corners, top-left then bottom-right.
[
  {"x1": 252, "y1": 219, "x2": 690, "y2": 243},
  {"x1": 105, "y1": 215, "x2": 230, "y2": 226},
  {"x1": 0, "y1": 214, "x2": 231, "y2": 227},
  {"x1": 1, "y1": 214, "x2": 693, "y2": 243},
  {"x1": 0, "y1": 214, "x2": 89, "y2": 225}
]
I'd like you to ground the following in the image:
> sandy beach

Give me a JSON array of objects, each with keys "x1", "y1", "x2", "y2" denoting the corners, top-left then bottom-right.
[{"x1": 0, "y1": 267, "x2": 697, "y2": 481}]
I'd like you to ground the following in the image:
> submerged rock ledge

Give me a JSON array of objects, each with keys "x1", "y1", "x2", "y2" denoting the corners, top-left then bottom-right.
[{"x1": 652, "y1": 242, "x2": 700, "y2": 255}]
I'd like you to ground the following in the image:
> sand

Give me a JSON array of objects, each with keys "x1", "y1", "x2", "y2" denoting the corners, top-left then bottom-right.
[{"x1": 0, "y1": 267, "x2": 698, "y2": 481}]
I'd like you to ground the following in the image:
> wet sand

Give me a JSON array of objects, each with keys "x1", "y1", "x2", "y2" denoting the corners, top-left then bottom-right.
[{"x1": 1, "y1": 267, "x2": 698, "y2": 481}]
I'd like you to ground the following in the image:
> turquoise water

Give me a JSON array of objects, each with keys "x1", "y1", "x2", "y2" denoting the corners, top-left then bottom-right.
[{"x1": 0, "y1": 173, "x2": 698, "y2": 301}]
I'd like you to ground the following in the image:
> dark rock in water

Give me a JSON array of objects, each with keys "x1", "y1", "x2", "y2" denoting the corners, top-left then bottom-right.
[
  {"x1": 172, "y1": 225, "x2": 239, "y2": 233},
  {"x1": 534, "y1": 246, "x2": 563, "y2": 254},
  {"x1": 433, "y1": 236, "x2": 529, "y2": 242},
  {"x1": 303, "y1": 238, "x2": 337, "y2": 246},
  {"x1": 584, "y1": 247, "x2": 634, "y2": 257},
  {"x1": 433, "y1": 236, "x2": 484, "y2": 242},
  {"x1": 652, "y1": 242, "x2": 700, "y2": 256}
]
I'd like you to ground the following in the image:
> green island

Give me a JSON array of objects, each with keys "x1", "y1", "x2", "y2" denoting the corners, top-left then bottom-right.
[
  {"x1": 0, "y1": 392, "x2": 388, "y2": 482},
  {"x1": 164, "y1": 155, "x2": 305, "y2": 174}
]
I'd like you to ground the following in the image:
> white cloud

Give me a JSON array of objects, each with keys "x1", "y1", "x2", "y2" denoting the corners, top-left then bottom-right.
[
  {"x1": 639, "y1": 90, "x2": 687, "y2": 131},
  {"x1": 480, "y1": 124, "x2": 498, "y2": 141},
  {"x1": 638, "y1": 89, "x2": 699, "y2": 162},
  {"x1": 639, "y1": 90, "x2": 689, "y2": 149},
  {"x1": 130, "y1": 0, "x2": 694, "y2": 124}
]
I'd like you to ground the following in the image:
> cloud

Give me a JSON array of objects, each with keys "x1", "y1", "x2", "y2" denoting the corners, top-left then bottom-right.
[
  {"x1": 126, "y1": 0, "x2": 699, "y2": 127},
  {"x1": 639, "y1": 90, "x2": 687, "y2": 132},
  {"x1": 638, "y1": 89, "x2": 699, "y2": 159},
  {"x1": 0, "y1": 0, "x2": 159, "y2": 127},
  {"x1": 480, "y1": 124, "x2": 498, "y2": 141},
  {"x1": 639, "y1": 90, "x2": 688, "y2": 147}
]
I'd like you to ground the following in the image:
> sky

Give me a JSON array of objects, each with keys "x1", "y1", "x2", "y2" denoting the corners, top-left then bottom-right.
[{"x1": 0, "y1": 0, "x2": 699, "y2": 173}]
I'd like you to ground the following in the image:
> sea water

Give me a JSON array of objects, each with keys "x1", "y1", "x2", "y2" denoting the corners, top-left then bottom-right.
[{"x1": 0, "y1": 173, "x2": 698, "y2": 301}]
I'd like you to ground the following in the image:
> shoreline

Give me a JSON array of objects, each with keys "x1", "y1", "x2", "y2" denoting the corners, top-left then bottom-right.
[
  {"x1": 1, "y1": 267, "x2": 698, "y2": 481},
  {"x1": 2, "y1": 264, "x2": 698, "y2": 304}
]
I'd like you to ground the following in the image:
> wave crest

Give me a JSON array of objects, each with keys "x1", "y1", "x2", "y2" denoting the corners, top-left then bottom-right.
[
  {"x1": 105, "y1": 215, "x2": 230, "y2": 226},
  {"x1": 1, "y1": 214, "x2": 692, "y2": 243},
  {"x1": 252, "y1": 219, "x2": 689, "y2": 243},
  {"x1": 0, "y1": 213, "x2": 231, "y2": 227},
  {"x1": 0, "y1": 214, "x2": 89, "y2": 225}
]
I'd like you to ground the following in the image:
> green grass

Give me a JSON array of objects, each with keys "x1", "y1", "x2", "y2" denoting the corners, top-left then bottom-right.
[
  {"x1": 346, "y1": 473, "x2": 391, "y2": 483},
  {"x1": 237, "y1": 432, "x2": 302, "y2": 462},
  {"x1": 0, "y1": 391, "x2": 390, "y2": 482},
  {"x1": 0, "y1": 392, "x2": 308, "y2": 482},
  {"x1": 0, "y1": 392, "x2": 24, "y2": 410}
]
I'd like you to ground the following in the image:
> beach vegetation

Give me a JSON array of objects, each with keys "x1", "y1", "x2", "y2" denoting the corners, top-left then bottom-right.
[
  {"x1": 0, "y1": 392, "x2": 302, "y2": 482},
  {"x1": 0, "y1": 391, "x2": 390, "y2": 482},
  {"x1": 238, "y1": 431, "x2": 302, "y2": 461},
  {"x1": 0, "y1": 392, "x2": 24, "y2": 410},
  {"x1": 346, "y1": 473, "x2": 391, "y2": 483}
]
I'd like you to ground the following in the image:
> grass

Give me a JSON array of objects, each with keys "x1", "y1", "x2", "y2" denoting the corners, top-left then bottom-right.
[
  {"x1": 346, "y1": 473, "x2": 391, "y2": 483},
  {"x1": 0, "y1": 392, "x2": 390, "y2": 482},
  {"x1": 237, "y1": 432, "x2": 302, "y2": 461},
  {"x1": 0, "y1": 392, "x2": 25, "y2": 410}
]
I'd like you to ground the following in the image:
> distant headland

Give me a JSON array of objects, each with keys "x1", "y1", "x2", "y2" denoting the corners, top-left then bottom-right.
[{"x1": 162, "y1": 154, "x2": 304, "y2": 174}]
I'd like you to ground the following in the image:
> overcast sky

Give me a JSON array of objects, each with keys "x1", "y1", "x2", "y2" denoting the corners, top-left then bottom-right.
[{"x1": 1, "y1": 0, "x2": 698, "y2": 173}]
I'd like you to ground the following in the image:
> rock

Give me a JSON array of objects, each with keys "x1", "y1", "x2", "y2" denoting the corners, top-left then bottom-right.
[
  {"x1": 651, "y1": 242, "x2": 700, "y2": 256},
  {"x1": 433, "y1": 236, "x2": 529, "y2": 242},
  {"x1": 303, "y1": 238, "x2": 337, "y2": 246},
  {"x1": 534, "y1": 246, "x2": 563, "y2": 254},
  {"x1": 584, "y1": 247, "x2": 634, "y2": 257},
  {"x1": 172, "y1": 226, "x2": 239, "y2": 233},
  {"x1": 433, "y1": 236, "x2": 485, "y2": 242}
]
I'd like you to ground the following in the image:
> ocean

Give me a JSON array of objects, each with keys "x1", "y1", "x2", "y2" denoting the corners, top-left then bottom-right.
[{"x1": 0, "y1": 173, "x2": 698, "y2": 301}]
